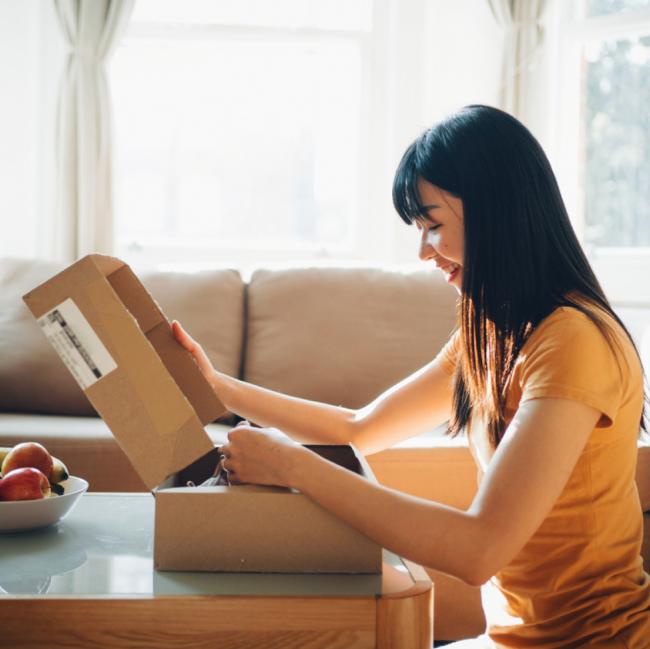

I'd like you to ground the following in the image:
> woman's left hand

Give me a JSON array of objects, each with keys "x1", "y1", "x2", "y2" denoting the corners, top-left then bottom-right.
[{"x1": 219, "y1": 422, "x2": 306, "y2": 488}]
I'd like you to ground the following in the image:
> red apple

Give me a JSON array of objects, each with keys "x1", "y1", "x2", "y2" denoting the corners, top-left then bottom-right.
[
  {"x1": 0, "y1": 468, "x2": 51, "y2": 501},
  {"x1": 1, "y1": 442, "x2": 53, "y2": 480}
]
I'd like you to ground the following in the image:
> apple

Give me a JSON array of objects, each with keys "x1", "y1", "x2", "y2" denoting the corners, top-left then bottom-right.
[
  {"x1": 0, "y1": 468, "x2": 51, "y2": 501},
  {"x1": 1, "y1": 442, "x2": 53, "y2": 480}
]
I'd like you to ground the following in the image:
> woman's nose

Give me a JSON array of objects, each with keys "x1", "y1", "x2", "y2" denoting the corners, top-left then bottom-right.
[{"x1": 419, "y1": 233, "x2": 435, "y2": 261}]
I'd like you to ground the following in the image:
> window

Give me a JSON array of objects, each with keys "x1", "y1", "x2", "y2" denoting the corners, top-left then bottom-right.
[
  {"x1": 110, "y1": 0, "x2": 374, "y2": 268},
  {"x1": 555, "y1": 0, "x2": 650, "y2": 303}
]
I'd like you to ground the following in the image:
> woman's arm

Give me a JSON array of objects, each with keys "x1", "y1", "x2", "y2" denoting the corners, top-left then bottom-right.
[
  {"x1": 172, "y1": 320, "x2": 454, "y2": 454},
  {"x1": 348, "y1": 361, "x2": 454, "y2": 454},
  {"x1": 222, "y1": 397, "x2": 600, "y2": 585}
]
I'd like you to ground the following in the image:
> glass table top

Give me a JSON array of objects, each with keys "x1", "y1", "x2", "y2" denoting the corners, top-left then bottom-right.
[{"x1": 0, "y1": 493, "x2": 409, "y2": 597}]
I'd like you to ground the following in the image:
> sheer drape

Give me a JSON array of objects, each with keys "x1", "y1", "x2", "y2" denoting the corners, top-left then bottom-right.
[
  {"x1": 487, "y1": 0, "x2": 549, "y2": 119},
  {"x1": 53, "y1": 0, "x2": 134, "y2": 261}
]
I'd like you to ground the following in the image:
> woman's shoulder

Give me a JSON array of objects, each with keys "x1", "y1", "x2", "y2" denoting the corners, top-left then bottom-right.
[
  {"x1": 515, "y1": 298, "x2": 643, "y2": 431},
  {"x1": 521, "y1": 298, "x2": 639, "y2": 377},
  {"x1": 528, "y1": 299, "x2": 625, "y2": 346}
]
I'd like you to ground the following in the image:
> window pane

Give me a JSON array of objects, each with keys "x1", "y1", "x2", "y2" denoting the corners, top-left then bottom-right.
[
  {"x1": 131, "y1": 0, "x2": 372, "y2": 31},
  {"x1": 583, "y1": 35, "x2": 650, "y2": 248},
  {"x1": 587, "y1": 0, "x2": 650, "y2": 17},
  {"x1": 110, "y1": 38, "x2": 361, "y2": 252}
]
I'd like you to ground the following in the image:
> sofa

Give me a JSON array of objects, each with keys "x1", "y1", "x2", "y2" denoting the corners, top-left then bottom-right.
[{"x1": 1, "y1": 256, "x2": 649, "y2": 642}]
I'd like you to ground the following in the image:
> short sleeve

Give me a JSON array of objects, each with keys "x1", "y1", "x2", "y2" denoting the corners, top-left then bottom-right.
[
  {"x1": 518, "y1": 310, "x2": 626, "y2": 427},
  {"x1": 435, "y1": 330, "x2": 460, "y2": 377}
]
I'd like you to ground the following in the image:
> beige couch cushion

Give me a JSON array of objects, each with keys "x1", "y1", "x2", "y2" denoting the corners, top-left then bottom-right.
[
  {"x1": 244, "y1": 267, "x2": 458, "y2": 409},
  {"x1": 139, "y1": 268, "x2": 245, "y2": 382},
  {"x1": 0, "y1": 258, "x2": 244, "y2": 418}
]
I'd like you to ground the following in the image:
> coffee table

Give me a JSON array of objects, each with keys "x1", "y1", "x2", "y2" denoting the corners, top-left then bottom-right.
[{"x1": 0, "y1": 493, "x2": 432, "y2": 648}]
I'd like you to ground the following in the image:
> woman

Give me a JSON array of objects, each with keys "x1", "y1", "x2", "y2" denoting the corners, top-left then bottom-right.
[{"x1": 172, "y1": 105, "x2": 650, "y2": 647}]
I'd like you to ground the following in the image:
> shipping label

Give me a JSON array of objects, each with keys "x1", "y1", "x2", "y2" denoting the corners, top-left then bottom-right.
[{"x1": 38, "y1": 297, "x2": 117, "y2": 390}]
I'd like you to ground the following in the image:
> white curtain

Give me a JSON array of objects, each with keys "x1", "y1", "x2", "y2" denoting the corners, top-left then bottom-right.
[
  {"x1": 53, "y1": 0, "x2": 134, "y2": 261},
  {"x1": 487, "y1": 0, "x2": 549, "y2": 119}
]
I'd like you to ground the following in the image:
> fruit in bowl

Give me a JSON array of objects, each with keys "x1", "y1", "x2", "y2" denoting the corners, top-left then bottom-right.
[
  {"x1": 0, "y1": 468, "x2": 51, "y2": 501},
  {"x1": 0, "y1": 475, "x2": 89, "y2": 533},
  {"x1": 0, "y1": 443, "x2": 70, "y2": 502},
  {"x1": 0, "y1": 442, "x2": 86, "y2": 531},
  {"x1": 1, "y1": 442, "x2": 53, "y2": 480}
]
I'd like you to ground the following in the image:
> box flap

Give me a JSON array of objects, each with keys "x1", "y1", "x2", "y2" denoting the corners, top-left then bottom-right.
[
  {"x1": 106, "y1": 263, "x2": 226, "y2": 425},
  {"x1": 22, "y1": 255, "x2": 112, "y2": 315},
  {"x1": 22, "y1": 254, "x2": 222, "y2": 489},
  {"x1": 107, "y1": 264, "x2": 163, "y2": 334},
  {"x1": 147, "y1": 322, "x2": 224, "y2": 425}
]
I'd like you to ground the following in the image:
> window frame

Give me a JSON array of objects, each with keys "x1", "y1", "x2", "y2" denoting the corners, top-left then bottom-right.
[
  {"x1": 110, "y1": 1, "x2": 429, "y2": 271},
  {"x1": 554, "y1": 1, "x2": 650, "y2": 305}
]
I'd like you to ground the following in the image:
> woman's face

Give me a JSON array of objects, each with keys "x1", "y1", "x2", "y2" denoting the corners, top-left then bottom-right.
[{"x1": 415, "y1": 178, "x2": 464, "y2": 294}]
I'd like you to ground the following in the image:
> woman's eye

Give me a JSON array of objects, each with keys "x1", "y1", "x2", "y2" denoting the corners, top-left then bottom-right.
[{"x1": 416, "y1": 221, "x2": 440, "y2": 232}]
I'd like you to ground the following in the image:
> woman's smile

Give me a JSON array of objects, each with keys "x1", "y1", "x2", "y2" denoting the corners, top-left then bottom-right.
[
  {"x1": 441, "y1": 262, "x2": 461, "y2": 284},
  {"x1": 415, "y1": 179, "x2": 465, "y2": 291}
]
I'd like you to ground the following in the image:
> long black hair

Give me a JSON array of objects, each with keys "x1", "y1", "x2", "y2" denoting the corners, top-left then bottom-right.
[{"x1": 393, "y1": 104, "x2": 647, "y2": 445}]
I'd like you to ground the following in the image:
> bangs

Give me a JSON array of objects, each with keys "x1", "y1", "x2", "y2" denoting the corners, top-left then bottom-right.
[{"x1": 392, "y1": 142, "x2": 424, "y2": 225}]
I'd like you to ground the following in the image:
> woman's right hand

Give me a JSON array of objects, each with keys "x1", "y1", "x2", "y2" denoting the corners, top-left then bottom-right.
[
  {"x1": 173, "y1": 319, "x2": 357, "y2": 448},
  {"x1": 171, "y1": 320, "x2": 226, "y2": 398}
]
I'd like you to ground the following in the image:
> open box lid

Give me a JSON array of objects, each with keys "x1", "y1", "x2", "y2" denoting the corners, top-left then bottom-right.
[{"x1": 22, "y1": 254, "x2": 226, "y2": 490}]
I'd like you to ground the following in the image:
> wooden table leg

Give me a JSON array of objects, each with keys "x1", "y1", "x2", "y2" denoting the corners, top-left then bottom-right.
[{"x1": 377, "y1": 560, "x2": 433, "y2": 649}]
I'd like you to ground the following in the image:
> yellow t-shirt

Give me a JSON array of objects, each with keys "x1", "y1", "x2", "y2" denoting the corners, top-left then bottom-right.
[{"x1": 438, "y1": 304, "x2": 650, "y2": 648}]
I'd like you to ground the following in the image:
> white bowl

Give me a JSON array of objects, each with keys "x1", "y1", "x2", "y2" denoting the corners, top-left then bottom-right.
[{"x1": 0, "y1": 476, "x2": 89, "y2": 533}]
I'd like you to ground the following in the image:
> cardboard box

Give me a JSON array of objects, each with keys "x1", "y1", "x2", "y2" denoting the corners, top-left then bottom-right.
[{"x1": 23, "y1": 254, "x2": 382, "y2": 574}]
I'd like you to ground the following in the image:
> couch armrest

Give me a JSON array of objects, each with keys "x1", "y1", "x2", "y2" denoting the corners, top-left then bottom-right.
[{"x1": 367, "y1": 438, "x2": 478, "y2": 508}]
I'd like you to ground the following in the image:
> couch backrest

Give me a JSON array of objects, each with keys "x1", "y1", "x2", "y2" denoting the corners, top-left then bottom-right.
[
  {"x1": 0, "y1": 258, "x2": 245, "y2": 417},
  {"x1": 243, "y1": 267, "x2": 458, "y2": 409},
  {"x1": 1, "y1": 259, "x2": 459, "y2": 416}
]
